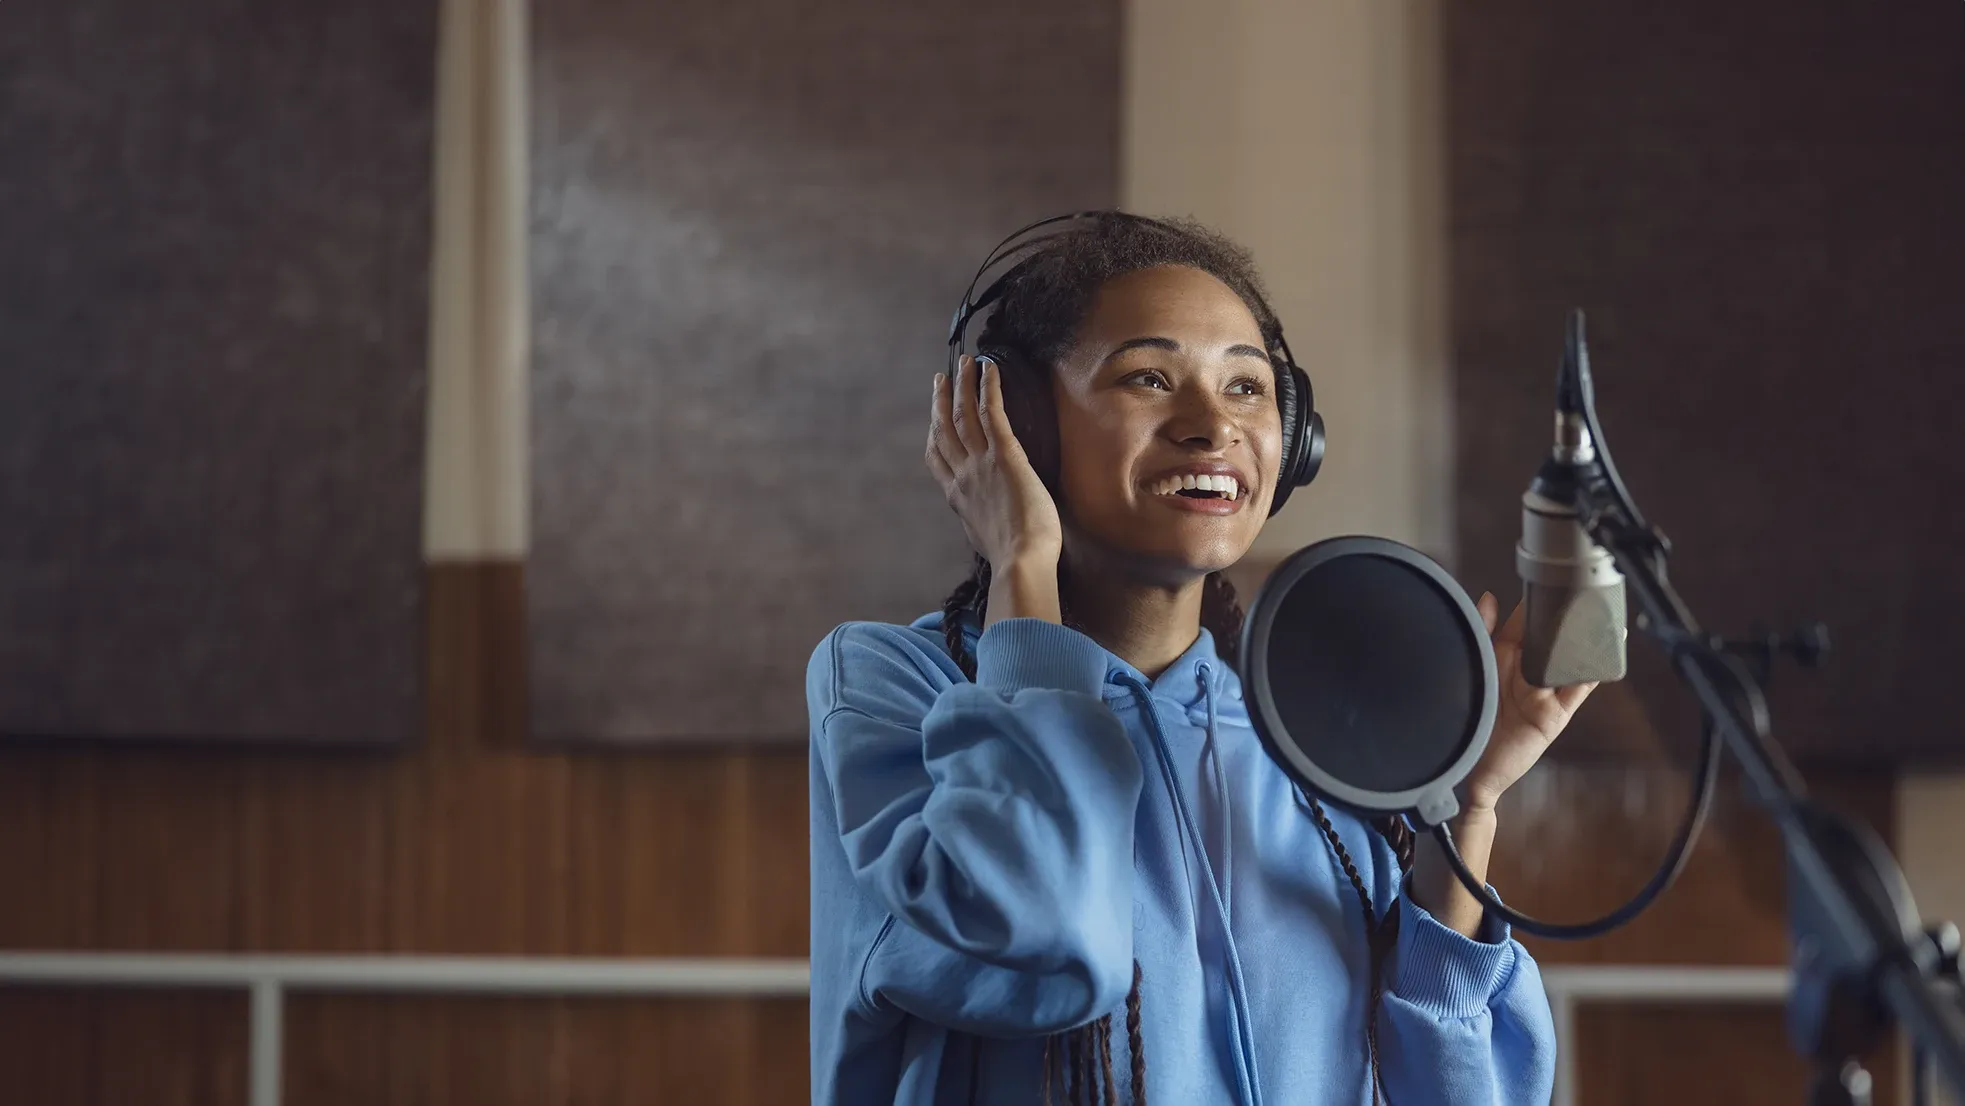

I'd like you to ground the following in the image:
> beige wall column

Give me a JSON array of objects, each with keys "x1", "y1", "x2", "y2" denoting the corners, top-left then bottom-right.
[
  {"x1": 1122, "y1": 0, "x2": 1452, "y2": 564},
  {"x1": 423, "y1": 0, "x2": 530, "y2": 562}
]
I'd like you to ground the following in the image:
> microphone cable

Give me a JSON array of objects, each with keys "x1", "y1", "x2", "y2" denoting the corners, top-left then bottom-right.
[{"x1": 1428, "y1": 310, "x2": 1733, "y2": 941}]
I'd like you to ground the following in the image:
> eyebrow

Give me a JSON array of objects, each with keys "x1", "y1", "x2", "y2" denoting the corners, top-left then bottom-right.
[{"x1": 1103, "y1": 336, "x2": 1271, "y2": 364}]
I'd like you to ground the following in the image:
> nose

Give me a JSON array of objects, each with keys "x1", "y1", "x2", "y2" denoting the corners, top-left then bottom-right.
[{"x1": 1166, "y1": 386, "x2": 1241, "y2": 452}]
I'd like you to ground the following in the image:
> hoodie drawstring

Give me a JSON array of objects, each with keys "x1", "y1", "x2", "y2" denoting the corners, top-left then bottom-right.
[
  {"x1": 1121, "y1": 672, "x2": 1264, "y2": 1106},
  {"x1": 1200, "y1": 664, "x2": 1233, "y2": 925}
]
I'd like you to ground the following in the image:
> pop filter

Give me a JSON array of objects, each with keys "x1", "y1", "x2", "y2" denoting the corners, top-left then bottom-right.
[{"x1": 1239, "y1": 536, "x2": 1497, "y2": 827}]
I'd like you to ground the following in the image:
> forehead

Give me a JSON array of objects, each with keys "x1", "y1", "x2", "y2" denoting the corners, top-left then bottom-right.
[{"x1": 1078, "y1": 265, "x2": 1264, "y2": 346}]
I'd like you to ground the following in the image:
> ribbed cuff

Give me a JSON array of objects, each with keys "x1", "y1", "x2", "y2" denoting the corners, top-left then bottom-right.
[
  {"x1": 974, "y1": 619, "x2": 1110, "y2": 697},
  {"x1": 1390, "y1": 873, "x2": 1518, "y2": 1019}
]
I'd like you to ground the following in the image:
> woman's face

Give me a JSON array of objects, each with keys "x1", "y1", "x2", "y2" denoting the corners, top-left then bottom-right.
[{"x1": 1051, "y1": 264, "x2": 1283, "y2": 583}]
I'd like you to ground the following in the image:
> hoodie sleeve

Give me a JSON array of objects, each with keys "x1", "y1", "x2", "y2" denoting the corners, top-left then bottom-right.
[
  {"x1": 1374, "y1": 877, "x2": 1558, "y2": 1105},
  {"x1": 809, "y1": 618, "x2": 1144, "y2": 1031}
]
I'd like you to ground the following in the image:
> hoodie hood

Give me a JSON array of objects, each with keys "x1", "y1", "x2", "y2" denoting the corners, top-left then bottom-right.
[{"x1": 908, "y1": 609, "x2": 1248, "y2": 727}]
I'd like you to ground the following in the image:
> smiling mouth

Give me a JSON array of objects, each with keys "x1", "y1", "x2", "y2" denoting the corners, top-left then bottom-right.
[{"x1": 1148, "y1": 473, "x2": 1243, "y2": 502}]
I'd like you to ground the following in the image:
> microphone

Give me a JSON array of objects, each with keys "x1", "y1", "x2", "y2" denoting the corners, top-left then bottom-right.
[
  {"x1": 1516, "y1": 313, "x2": 1629, "y2": 688},
  {"x1": 1240, "y1": 313, "x2": 1699, "y2": 943}
]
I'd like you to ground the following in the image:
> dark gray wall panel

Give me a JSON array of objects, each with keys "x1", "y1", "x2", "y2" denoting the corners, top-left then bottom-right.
[
  {"x1": 1446, "y1": 3, "x2": 1965, "y2": 762},
  {"x1": 0, "y1": 1, "x2": 436, "y2": 743},
  {"x1": 528, "y1": 0, "x2": 1119, "y2": 742}
]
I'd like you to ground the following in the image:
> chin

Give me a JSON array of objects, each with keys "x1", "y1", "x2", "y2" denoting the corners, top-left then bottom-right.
[{"x1": 1068, "y1": 523, "x2": 1253, "y2": 587}]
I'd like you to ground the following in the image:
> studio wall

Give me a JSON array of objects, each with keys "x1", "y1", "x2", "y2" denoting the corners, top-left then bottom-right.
[
  {"x1": 1444, "y1": 1, "x2": 1965, "y2": 764},
  {"x1": 0, "y1": 0, "x2": 436, "y2": 745},
  {"x1": 1, "y1": 1, "x2": 1955, "y2": 1103},
  {"x1": 523, "y1": 0, "x2": 1121, "y2": 744}
]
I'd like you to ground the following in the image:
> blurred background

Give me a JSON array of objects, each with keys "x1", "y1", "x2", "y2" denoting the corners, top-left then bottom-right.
[{"x1": 1, "y1": 0, "x2": 1961, "y2": 1103}]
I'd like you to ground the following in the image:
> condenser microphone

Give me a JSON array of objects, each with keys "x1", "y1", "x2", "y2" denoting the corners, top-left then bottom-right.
[{"x1": 1517, "y1": 313, "x2": 1629, "y2": 688}]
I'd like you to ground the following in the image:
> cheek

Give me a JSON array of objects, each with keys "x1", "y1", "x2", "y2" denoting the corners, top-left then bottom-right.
[
  {"x1": 1053, "y1": 407, "x2": 1143, "y2": 503},
  {"x1": 1254, "y1": 411, "x2": 1286, "y2": 484}
]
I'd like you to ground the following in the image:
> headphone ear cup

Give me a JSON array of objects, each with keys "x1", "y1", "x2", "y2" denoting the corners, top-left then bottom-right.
[
  {"x1": 1273, "y1": 355, "x2": 1302, "y2": 484},
  {"x1": 1297, "y1": 408, "x2": 1325, "y2": 484},
  {"x1": 1268, "y1": 360, "x2": 1322, "y2": 516},
  {"x1": 978, "y1": 349, "x2": 1061, "y2": 496}
]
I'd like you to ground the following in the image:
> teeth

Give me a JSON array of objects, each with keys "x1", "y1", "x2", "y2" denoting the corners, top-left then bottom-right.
[{"x1": 1150, "y1": 473, "x2": 1241, "y2": 500}]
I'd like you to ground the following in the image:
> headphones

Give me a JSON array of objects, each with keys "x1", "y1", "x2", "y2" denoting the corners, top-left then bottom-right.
[{"x1": 946, "y1": 211, "x2": 1325, "y2": 517}]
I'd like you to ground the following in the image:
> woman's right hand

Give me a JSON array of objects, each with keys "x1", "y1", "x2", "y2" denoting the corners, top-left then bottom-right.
[{"x1": 925, "y1": 354, "x2": 1064, "y2": 573}]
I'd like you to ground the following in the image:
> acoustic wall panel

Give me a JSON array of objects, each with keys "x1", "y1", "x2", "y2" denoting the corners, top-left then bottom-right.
[
  {"x1": 0, "y1": 1, "x2": 436, "y2": 743},
  {"x1": 1445, "y1": 4, "x2": 1965, "y2": 762},
  {"x1": 527, "y1": 0, "x2": 1120, "y2": 742}
]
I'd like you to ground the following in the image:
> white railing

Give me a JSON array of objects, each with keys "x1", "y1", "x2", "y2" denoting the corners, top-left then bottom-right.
[{"x1": 0, "y1": 954, "x2": 1790, "y2": 1106}]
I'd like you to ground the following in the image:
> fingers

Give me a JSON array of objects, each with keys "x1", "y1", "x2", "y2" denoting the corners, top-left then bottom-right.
[
  {"x1": 977, "y1": 356, "x2": 1025, "y2": 460},
  {"x1": 949, "y1": 354, "x2": 988, "y2": 456},
  {"x1": 929, "y1": 367, "x2": 964, "y2": 460},
  {"x1": 1556, "y1": 680, "x2": 1599, "y2": 714},
  {"x1": 924, "y1": 423, "x2": 956, "y2": 487},
  {"x1": 1477, "y1": 591, "x2": 1499, "y2": 634},
  {"x1": 926, "y1": 371, "x2": 962, "y2": 489},
  {"x1": 1495, "y1": 598, "x2": 1527, "y2": 647}
]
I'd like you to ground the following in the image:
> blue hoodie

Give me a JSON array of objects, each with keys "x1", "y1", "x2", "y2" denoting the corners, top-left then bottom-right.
[{"x1": 807, "y1": 613, "x2": 1556, "y2": 1106}]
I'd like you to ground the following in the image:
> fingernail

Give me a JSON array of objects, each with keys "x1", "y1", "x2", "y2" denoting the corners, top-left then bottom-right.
[
  {"x1": 976, "y1": 355, "x2": 993, "y2": 374},
  {"x1": 934, "y1": 373, "x2": 945, "y2": 387}
]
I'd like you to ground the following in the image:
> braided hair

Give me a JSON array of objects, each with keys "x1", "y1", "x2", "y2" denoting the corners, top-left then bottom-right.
[{"x1": 940, "y1": 215, "x2": 1416, "y2": 1104}]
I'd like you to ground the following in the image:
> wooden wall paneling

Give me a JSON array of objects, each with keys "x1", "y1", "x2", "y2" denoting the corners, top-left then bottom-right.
[
  {"x1": 0, "y1": 748, "x2": 100, "y2": 947},
  {"x1": 0, "y1": 550, "x2": 1903, "y2": 1103},
  {"x1": 1574, "y1": 1003, "x2": 1901, "y2": 1106},
  {"x1": 0, "y1": 561, "x2": 813, "y2": 1102},
  {"x1": 0, "y1": 0, "x2": 437, "y2": 746},
  {"x1": 0, "y1": 566, "x2": 813, "y2": 956},
  {"x1": 285, "y1": 995, "x2": 810, "y2": 1106},
  {"x1": 523, "y1": 0, "x2": 1122, "y2": 745},
  {"x1": 0, "y1": 989, "x2": 246, "y2": 1106},
  {"x1": 237, "y1": 753, "x2": 397, "y2": 953},
  {"x1": 1443, "y1": 2, "x2": 1965, "y2": 763},
  {"x1": 1494, "y1": 762, "x2": 1897, "y2": 966}
]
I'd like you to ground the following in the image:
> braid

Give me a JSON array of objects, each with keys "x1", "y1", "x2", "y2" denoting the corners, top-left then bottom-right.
[
  {"x1": 1308, "y1": 795, "x2": 1417, "y2": 1105},
  {"x1": 1089, "y1": 1021, "x2": 1107, "y2": 1106},
  {"x1": 941, "y1": 554, "x2": 992, "y2": 679},
  {"x1": 1043, "y1": 1034, "x2": 1056, "y2": 1106},
  {"x1": 1127, "y1": 963, "x2": 1146, "y2": 1106},
  {"x1": 1098, "y1": 1015, "x2": 1118, "y2": 1106},
  {"x1": 1067, "y1": 1027, "x2": 1084, "y2": 1104},
  {"x1": 1375, "y1": 814, "x2": 1417, "y2": 873},
  {"x1": 1307, "y1": 796, "x2": 1377, "y2": 925},
  {"x1": 1199, "y1": 571, "x2": 1245, "y2": 666}
]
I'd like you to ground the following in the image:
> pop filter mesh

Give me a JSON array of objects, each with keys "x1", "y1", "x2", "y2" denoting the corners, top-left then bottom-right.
[{"x1": 1262, "y1": 552, "x2": 1485, "y2": 795}]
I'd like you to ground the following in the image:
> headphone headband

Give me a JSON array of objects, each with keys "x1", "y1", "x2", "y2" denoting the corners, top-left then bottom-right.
[
  {"x1": 947, "y1": 210, "x2": 1114, "y2": 372},
  {"x1": 944, "y1": 210, "x2": 1325, "y2": 511}
]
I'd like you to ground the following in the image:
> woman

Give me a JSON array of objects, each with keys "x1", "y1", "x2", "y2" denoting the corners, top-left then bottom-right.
[{"x1": 806, "y1": 214, "x2": 1591, "y2": 1105}]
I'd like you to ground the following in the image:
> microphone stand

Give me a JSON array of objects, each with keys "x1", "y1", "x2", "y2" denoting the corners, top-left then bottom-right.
[{"x1": 1579, "y1": 490, "x2": 1965, "y2": 1104}]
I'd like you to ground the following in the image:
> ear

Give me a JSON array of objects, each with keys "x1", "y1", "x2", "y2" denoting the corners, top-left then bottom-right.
[{"x1": 979, "y1": 345, "x2": 1061, "y2": 494}]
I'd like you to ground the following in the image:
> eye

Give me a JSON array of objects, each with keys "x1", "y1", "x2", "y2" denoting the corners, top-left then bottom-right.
[
  {"x1": 1125, "y1": 370, "x2": 1172, "y2": 391},
  {"x1": 1227, "y1": 376, "x2": 1269, "y2": 397}
]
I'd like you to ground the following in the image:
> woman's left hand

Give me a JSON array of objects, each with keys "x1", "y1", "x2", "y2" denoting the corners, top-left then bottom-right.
[{"x1": 1460, "y1": 592, "x2": 1597, "y2": 814}]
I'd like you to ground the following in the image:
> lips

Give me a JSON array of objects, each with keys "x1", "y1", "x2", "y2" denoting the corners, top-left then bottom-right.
[
  {"x1": 1147, "y1": 472, "x2": 1242, "y2": 501},
  {"x1": 1142, "y1": 463, "x2": 1252, "y2": 515}
]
